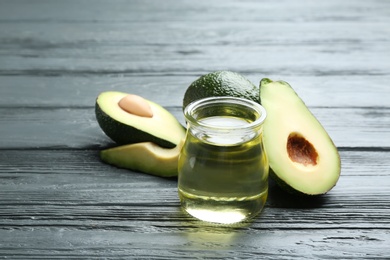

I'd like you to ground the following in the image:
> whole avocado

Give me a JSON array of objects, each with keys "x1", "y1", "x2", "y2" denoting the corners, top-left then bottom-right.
[{"x1": 183, "y1": 71, "x2": 260, "y2": 110}]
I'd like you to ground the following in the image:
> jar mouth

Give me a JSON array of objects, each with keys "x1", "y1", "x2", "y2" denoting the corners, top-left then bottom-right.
[{"x1": 184, "y1": 96, "x2": 267, "y2": 131}]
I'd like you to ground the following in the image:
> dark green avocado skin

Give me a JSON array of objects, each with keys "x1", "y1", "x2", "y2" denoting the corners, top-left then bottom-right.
[
  {"x1": 183, "y1": 71, "x2": 260, "y2": 110},
  {"x1": 95, "y1": 102, "x2": 177, "y2": 149}
]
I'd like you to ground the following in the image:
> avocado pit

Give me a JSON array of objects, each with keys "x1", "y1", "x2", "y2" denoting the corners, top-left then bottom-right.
[
  {"x1": 118, "y1": 94, "x2": 153, "y2": 118},
  {"x1": 287, "y1": 132, "x2": 318, "y2": 166}
]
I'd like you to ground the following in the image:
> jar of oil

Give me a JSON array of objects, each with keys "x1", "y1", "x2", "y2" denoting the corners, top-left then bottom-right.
[{"x1": 178, "y1": 97, "x2": 268, "y2": 224}]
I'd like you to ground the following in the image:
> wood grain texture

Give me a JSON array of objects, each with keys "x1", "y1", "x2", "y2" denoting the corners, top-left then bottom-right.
[
  {"x1": 1, "y1": 23, "x2": 389, "y2": 76},
  {"x1": 1, "y1": 75, "x2": 390, "y2": 108},
  {"x1": 0, "y1": 150, "x2": 389, "y2": 258},
  {"x1": 1, "y1": 0, "x2": 389, "y2": 22},
  {"x1": 0, "y1": 0, "x2": 389, "y2": 77},
  {"x1": 0, "y1": 229, "x2": 388, "y2": 259},
  {"x1": 1, "y1": 0, "x2": 389, "y2": 258}
]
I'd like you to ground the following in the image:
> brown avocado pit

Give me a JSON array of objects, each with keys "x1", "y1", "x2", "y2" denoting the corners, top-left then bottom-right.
[{"x1": 287, "y1": 133, "x2": 318, "y2": 166}]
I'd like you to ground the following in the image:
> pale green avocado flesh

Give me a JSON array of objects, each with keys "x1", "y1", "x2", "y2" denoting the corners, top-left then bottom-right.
[
  {"x1": 260, "y1": 79, "x2": 341, "y2": 195},
  {"x1": 100, "y1": 141, "x2": 182, "y2": 177},
  {"x1": 96, "y1": 91, "x2": 185, "y2": 148}
]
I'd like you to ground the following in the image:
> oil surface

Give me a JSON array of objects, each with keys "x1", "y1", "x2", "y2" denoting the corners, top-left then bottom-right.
[{"x1": 178, "y1": 116, "x2": 268, "y2": 224}]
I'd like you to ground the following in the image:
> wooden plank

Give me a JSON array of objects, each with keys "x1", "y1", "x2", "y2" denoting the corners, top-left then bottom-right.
[
  {"x1": 1, "y1": 0, "x2": 389, "y2": 258},
  {"x1": 1, "y1": 74, "x2": 389, "y2": 108},
  {"x1": 0, "y1": 106, "x2": 389, "y2": 149},
  {"x1": 1, "y1": 34, "x2": 388, "y2": 77},
  {"x1": 0, "y1": 228, "x2": 388, "y2": 259},
  {"x1": 0, "y1": 149, "x2": 389, "y2": 258},
  {"x1": 0, "y1": 1, "x2": 389, "y2": 76},
  {"x1": 1, "y1": 0, "x2": 389, "y2": 23},
  {"x1": 1, "y1": 20, "x2": 388, "y2": 53}
]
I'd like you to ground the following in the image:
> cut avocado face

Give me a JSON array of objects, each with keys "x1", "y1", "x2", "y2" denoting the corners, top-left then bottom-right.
[
  {"x1": 260, "y1": 79, "x2": 341, "y2": 195},
  {"x1": 96, "y1": 91, "x2": 186, "y2": 148},
  {"x1": 183, "y1": 71, "x2": 259, "y2": 110},
  {"x1": 100, "y1": 142, "x2": 182, "y2": 177}
]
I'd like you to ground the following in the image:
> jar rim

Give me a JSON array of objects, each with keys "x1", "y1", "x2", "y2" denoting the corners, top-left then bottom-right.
[{"x1": 184, "y1": 96, "x2": 267, "y2": 131}]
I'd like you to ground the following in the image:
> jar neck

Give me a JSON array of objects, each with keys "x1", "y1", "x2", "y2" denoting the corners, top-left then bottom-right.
[{"x1": 184, "y1": 97, "x2": 267, "y2": 145}]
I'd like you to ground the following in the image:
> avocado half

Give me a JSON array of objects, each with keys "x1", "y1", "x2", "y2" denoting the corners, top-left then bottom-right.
[
  {"x1": 95, "y1": 91, "x2": 185, "y2": 148},
  {"x1": 260, "y1": 79, "x2": 341, "y2": 196},
  {"x1": 100, "y1": 142, "x2": 182, "y2": 177}
]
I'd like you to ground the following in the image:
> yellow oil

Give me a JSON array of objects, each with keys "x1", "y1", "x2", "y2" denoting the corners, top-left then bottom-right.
[{"x1": 178, "y1": 116, "x2": 268, "y2": 224}]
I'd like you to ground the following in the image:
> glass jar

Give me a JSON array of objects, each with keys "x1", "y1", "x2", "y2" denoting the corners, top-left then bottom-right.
[{"x1": 178, "y1": 96, "x2": 268, "y2": 224}]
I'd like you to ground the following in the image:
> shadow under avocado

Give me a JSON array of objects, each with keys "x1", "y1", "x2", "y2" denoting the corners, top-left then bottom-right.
[{"x1": 266, "y1": 178, "x2": 329, "y2": 209}]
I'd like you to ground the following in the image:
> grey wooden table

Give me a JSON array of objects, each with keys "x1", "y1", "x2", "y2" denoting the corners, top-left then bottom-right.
[{"x1": 1, "y1": 0, "x2": 389, "y2": 259}]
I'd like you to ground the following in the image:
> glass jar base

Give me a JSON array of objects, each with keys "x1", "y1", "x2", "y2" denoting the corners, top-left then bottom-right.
[{"x1": 179, "y1": 188, "x2": 267, "y2": 225}]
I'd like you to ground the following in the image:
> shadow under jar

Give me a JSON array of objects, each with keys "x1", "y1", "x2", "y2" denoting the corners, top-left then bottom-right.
[{"x1": 178, "y1": 97, "x2": 268, "y2": 224}]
